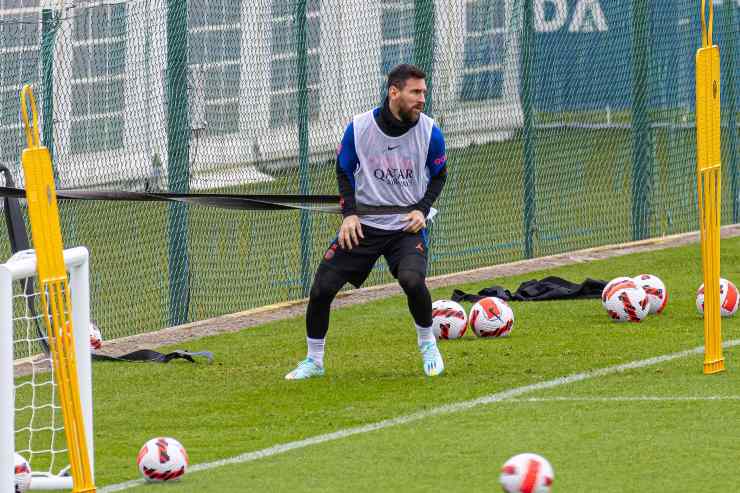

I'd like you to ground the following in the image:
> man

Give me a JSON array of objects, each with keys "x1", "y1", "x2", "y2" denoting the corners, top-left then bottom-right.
[{"x1": 285, "y1": 64, "x2": 447, "y2": 380}]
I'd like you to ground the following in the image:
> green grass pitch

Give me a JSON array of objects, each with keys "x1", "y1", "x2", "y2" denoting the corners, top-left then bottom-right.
[{"x1": 52, "y1": 235, "x2": 738, "y2": 492}]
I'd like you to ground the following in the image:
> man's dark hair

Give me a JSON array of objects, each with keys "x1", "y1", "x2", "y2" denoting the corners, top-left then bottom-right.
[{"x1": 387, "y1": 64, "x2": 426, "y2": 90}]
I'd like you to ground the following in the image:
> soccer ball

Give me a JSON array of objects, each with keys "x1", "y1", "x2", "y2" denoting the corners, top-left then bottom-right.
[
  {"x1": 89, "y1": 321, "x2": 103, "y2": 351},
  {"x1": 601, "y1": 276, "x2": 637, "y2": 308},
  {"x1": 696, "y1": 278, "x2": 739, "y2": 317},
  {"x1": 469, "y1": 297, "x2": 514, "y2": 338},
  {"x1": 431, "y1": 300, "x2": 467, "y2": 339},
  {"x1": 603, "y1": 284, "x2": 649, "y2": 322},
  {"x1": 137, "y1": 437, "x2": 189, "y2": 482},
  {"x1": 500, "y1": 453, "x2": 554, "y2": 493},
  {"x1": 14, "y1": 452, "x2": 31, "y2": 493},
  {"x1": 632, "y1": 274, "x2": 668, "y2": 314}
]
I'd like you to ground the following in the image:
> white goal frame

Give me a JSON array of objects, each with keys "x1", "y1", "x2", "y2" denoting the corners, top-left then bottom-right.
[{"x1": 0, "y1": 247, "x2": 94, "y2": 492}]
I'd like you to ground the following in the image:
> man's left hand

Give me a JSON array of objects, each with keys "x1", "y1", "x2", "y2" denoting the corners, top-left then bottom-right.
[{"x1": 402, "y1": 210, "x2": 426, "y2": 233}]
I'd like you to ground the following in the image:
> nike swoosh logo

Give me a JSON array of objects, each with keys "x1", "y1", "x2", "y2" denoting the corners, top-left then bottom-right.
[{"x1": 387, "y1": 145, "x2": 400, "y2": 151}]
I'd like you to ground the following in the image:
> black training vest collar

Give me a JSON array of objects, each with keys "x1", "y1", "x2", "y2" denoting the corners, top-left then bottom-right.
[{"x1": 376, "y1": 97, "x2": 419, "y2": 137}]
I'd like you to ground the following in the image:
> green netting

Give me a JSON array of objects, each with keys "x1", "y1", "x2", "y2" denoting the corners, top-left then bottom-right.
[{"x1": 0, "y1": 0, "x2": 738, "y2": 339}]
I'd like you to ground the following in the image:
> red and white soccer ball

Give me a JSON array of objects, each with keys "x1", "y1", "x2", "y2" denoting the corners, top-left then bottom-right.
[
  {"x1": 137, "y1": 437, "x2": 189, "y2": 482},
  {"x1": 469, "y1": 297, "x2": 514, "y2": 338},
  {"x1": 14, "y1": 452, "x2": 31, "y2": 493},
  {"x1": 632, "y1": 274, "x2": 668, "y2": 314},
  {"x1": 601, "y1": 276, "x2": 635, "y2": 308},
  {"x1": 602, "y1": 277, "x2": 649, "y2": 322},
  {"x1": 89, "y1": 321, "x2": 103, "y2": 351},
  {"x1": 696, "y1": 278, "x2": 739, "y2": 317},
  {"x1": 431, "y1": 300, "x2": 468, "y2": 340},
  {"x1": 499, "y1": 453, "x2": 554, "y2": 493}
]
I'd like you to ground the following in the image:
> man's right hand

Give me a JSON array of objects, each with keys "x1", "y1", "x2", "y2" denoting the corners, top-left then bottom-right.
[{"x1": 338, "y1": 215, "x2": 363, "y2": 250}]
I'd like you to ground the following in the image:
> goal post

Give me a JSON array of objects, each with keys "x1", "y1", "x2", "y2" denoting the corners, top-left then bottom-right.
[{"x1": 0, "y1": 247, "x2": 94, "y2": 492}]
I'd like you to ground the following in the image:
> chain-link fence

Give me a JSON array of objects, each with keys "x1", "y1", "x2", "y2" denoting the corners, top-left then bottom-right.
[{"x1": 0, "y1": 0, "x2": 738, "y2": 339}]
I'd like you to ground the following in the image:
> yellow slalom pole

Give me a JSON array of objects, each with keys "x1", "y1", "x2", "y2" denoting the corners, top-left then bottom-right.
[
  {"x1": 19, "y1": 85, "x2": 96, "y2": 491},
  {"x1": 695, "y1": 0, "x2": 724, "y2": 374}
]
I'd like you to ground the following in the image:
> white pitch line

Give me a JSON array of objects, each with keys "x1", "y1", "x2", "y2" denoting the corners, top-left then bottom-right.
[
  {"x1": 501, "y1": 395, "x2": 740, "y2": 403},
  {"x1": 100, "y1": 339, "x2": 739, "y2": 492}
]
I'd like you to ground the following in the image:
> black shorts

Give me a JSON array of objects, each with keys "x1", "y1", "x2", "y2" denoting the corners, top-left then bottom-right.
[{"x1": 319, "y1": 224, "x2": 428, "y2": 288}]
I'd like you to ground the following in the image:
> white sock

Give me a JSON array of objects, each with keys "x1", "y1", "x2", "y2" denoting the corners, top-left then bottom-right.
[
  {"x1": 415, "y1": 324, "x2": 436, "y2": 347},
  {"x1": 307, "y1": 337, "x2": 325, "y2": 367}
]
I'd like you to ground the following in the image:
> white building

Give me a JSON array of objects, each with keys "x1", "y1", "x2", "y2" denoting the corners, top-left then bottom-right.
[{"x1": 0, "y1": 0, "x2": 522, "y2": 189}]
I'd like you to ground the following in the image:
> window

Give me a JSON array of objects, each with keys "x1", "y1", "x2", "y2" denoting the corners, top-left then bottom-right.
[
  {"x1": 269, "y1": 0, "x2": 321, "y2": 128},
  {"x1": 461, "y1": 0, "x2": 506, "y2": 101},
  {"x1": 380, "y1": 0, "x2": 414, "y2": 95},
  {"x1": 188, "y1": 0, "x2": 242, "y2": 135},
  {"x1": 70, "y1": 1, "x2": 127, "y2": 153},
  {"x1": 0, "y1": 0, "x2": 40, "y2": 164}
]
